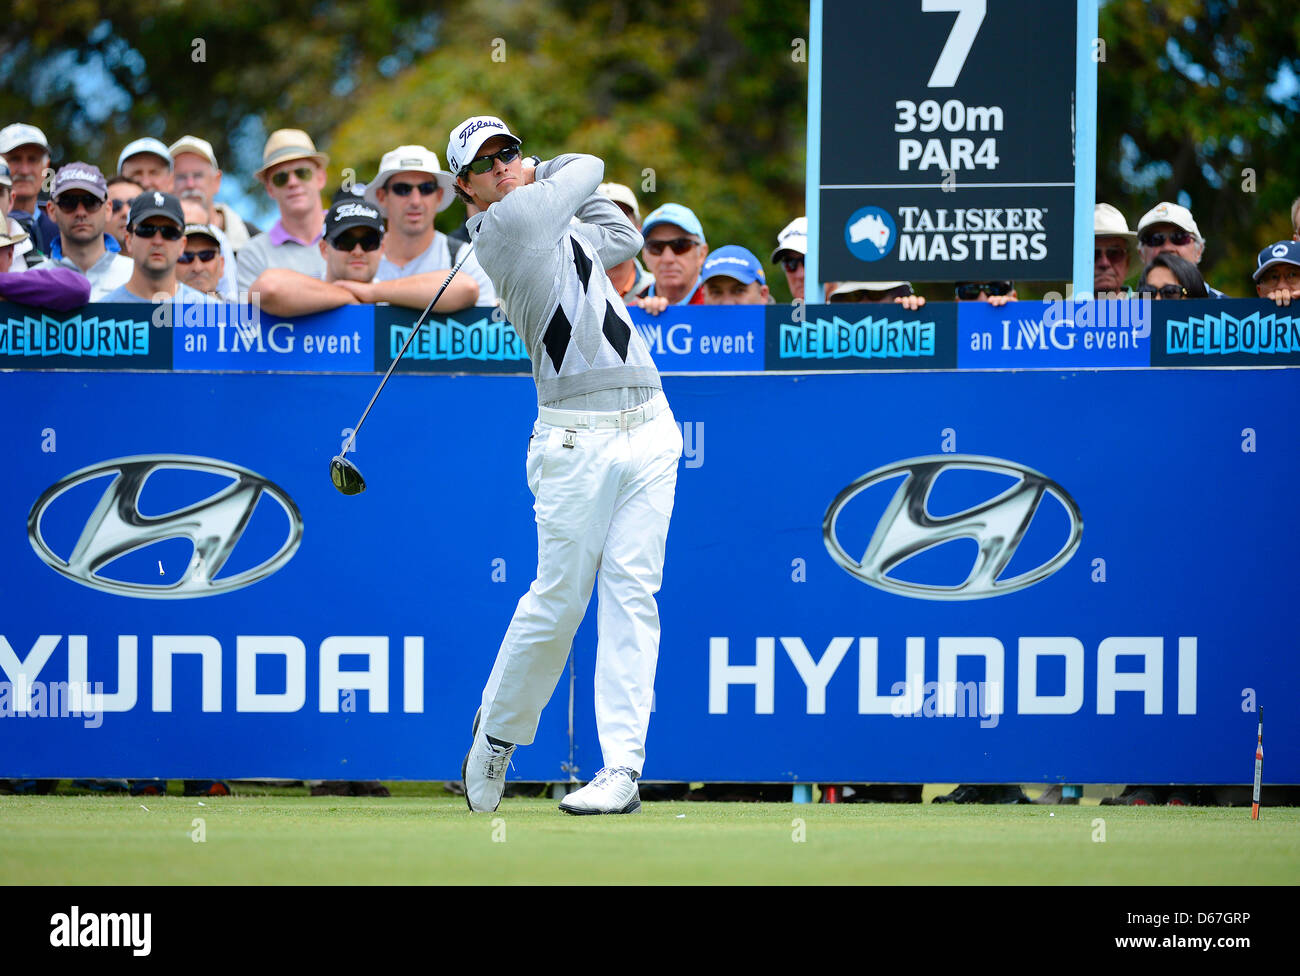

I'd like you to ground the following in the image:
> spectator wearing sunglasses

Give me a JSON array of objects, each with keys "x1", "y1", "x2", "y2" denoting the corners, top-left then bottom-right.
[
  {"x1": 634, "y1": 202, "x2": 709, "y2": 314},
  {"x1": 101, "y1": 192, "x2": 212, "y2": 304},
  {"x1": 180, "y1": 196, "x2": 237, "y2": 301},
  {"x1": 827, "y1": 280, "x2": 926, "y2": 311},
  {"x1": 1093, "y1": 203, "x2": 1138, "y2": 298},
  {"x1": 955, "y1": 280, "x2": 1018, "y2": 305},
  {"x1": 1136, "y1": 201, "x2": 1226, "y2": 297},
  {"x1": 597, "y1": 182, "x2": 655, "y2": 301},
  {"x1": 29, "y1": 163, "x2": 133, "y2": 300},
  {"x1": 177, "y1": 220, "x2": 230, "y2": 301},
  {"x1": 255, "y1": 196, "x2": 434, "y2": 317},
  {"x1": 770, "y1": 216, "x2": 807, "y2": 301},
  {"x1": 236, "y1": 129, "x2": 330, "y2": 297},
  {"x1": 1253, "y1": 241, "x2": 1300, "y2": 307},
  {"x1": 1, "y1": 161, "x2": 38, "y2": 270},
  {"x1": 365, "y1": 145, "x2": 483, "y2": 310},
  {"x1": 1137, "y1": 253, "x2": 1207, "y2": 301},
  {"x1": 105, "y1": 176, "x2": 143, "y2": 250}
]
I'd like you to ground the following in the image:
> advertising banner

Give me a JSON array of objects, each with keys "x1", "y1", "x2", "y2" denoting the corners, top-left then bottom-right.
[
  {"x1": 816, "y1": 0, "x2": 1078, "y2": 282},
  {"x1": 4, "y1": 370, "x2": 1297, "y2": 783}
]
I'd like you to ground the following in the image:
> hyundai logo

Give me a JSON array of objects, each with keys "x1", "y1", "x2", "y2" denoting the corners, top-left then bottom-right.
[
  {"x1": 823, "y1": 455, "x2": 1082, "y2": 600},
  {"x1": 28, "y1": 455, "x2": 303, "y2": 599}
]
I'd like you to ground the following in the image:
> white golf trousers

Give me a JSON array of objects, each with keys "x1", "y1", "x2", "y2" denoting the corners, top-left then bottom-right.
[{"x1": 478, "y1": 400, "x2": 682, "y2": 776}]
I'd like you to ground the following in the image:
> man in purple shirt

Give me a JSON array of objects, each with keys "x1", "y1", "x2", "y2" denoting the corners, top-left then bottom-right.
[
  {"x1": 0, "y1": 226, "x2": 90, "y2": 310},
  {"x1": 235, "y1": 129, "x2": 329, "y2": 296}
]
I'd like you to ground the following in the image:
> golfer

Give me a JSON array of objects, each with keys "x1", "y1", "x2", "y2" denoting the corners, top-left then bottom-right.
[{"x1": 448, "y1": 116, "x2": 681, "y2": 815}]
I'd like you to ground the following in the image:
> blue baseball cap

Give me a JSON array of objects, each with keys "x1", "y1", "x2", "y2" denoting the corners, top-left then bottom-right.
[
  {"x1": 641, "y1": 202, "x2": 706, "y2": 243},
  {"x1": 700, "y1": 245, "x2": 765, "y2": 285},
  {"x1": 1253, "y1": 241, "x2": 1300, "y2": 281}
]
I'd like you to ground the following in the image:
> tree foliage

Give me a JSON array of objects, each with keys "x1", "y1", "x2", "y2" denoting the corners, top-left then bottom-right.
[
  {"x1": 1098, "y1": 0, "x2": 1300, "y2": 290},
  {"x1": 3, "y1": 1, "x2": 1297, "y2": 297}
]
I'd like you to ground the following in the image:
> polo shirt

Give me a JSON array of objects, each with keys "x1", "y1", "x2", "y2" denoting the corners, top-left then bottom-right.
[
  {"x1": 30, "y1": 248, "x2": 134, "y2": 301},
  {"x1": 236, "y1": 215, "x2": 326, "y2": 295},
  {"x1": 374, "y1": 231, "x2": 497, "y2": 306}
]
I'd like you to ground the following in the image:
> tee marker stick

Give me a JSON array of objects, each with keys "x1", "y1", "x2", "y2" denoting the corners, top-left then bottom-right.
[{"x1": 1251, "y1": 705, "x2": 1263, "y2": 821}]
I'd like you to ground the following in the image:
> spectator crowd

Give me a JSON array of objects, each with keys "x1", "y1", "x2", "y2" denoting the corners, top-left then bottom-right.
[{"x1": 5, "y1": 120, "x2": 1299, "y2": 317}]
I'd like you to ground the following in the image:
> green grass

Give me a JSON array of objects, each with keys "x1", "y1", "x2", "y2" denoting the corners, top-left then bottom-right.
[{"x1": 2, "y1": 790, "x2": 1297, "y2": 885}]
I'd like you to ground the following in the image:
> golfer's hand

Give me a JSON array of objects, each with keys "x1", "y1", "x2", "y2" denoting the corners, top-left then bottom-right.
[{"x1": 521, "y1": 161, "x2": 537, "y2": 186}]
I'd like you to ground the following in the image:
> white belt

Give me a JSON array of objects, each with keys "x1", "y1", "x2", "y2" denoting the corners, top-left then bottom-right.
[{"x1": 538, "y1": 392, "x2": 668, "y2": 430}]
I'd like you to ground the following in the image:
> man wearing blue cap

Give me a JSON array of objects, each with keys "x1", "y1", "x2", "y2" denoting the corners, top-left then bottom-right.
[
  {"x1": 636, "y1": 202, "x2": 709, "y2": 311},
  {"x1": 699, "y1": 245, "x2": 771, "y2": 305},
  {"x1": 1254, "y1": 241, "x2": 1300, "y2": 306}
]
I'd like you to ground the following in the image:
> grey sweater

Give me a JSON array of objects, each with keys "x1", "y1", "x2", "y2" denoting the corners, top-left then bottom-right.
[{"x1": 466, "y1": 154, "x2": 662, "y2": 405}]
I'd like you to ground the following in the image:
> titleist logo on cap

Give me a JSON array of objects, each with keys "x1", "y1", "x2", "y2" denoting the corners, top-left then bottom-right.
[
  {"x1": 57, "y1": 167, "x2": 101, "y2": 185},
  {"x1": 458, "y1": 119, "x2": 504, "y2": 147},
  {"x1": 334, "y1": 202, "x2": 379, "y2": 221}
]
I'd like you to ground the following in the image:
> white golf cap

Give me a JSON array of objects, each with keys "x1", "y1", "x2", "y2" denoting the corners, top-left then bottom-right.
[
  {"x1": 169, "y1": 135, "x2": 219, "y2": 168},
  {"x1": 364, "y1": 145, "x2": 455, "y2": 212},
  {"x1": 771, "y1": 216, "x2": 808, "y2": 262},
  {"x1": 1136, "y1": 201, "x2": 1203, "y2": 241},
  {"x1": 598, "y1": 182, "x2": 640, "y2": 224},
  {"x1": 446, "y1": 116, "x2": 521, "y2": 177},
  {"x1": 0, "y1": 123, "x2": 49, "y2": 154},
  {"x1": 1094, "y1": 203, "x2": 1137, "y2": 240},
  {"x1": 118, "y1": 137, "x2": 173, "y2": 174},
  {"x1": 829, "y1": 280, "x2": 908, "y2": 298}
]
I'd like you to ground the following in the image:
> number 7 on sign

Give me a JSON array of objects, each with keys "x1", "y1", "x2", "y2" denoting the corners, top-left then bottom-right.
[{"x1": 922, "y1": 0, "x2": 986, "y2": 88}]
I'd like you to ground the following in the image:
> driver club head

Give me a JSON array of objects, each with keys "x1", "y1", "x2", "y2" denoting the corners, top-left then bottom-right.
[{"x1": 330, "y1": 455, "x2": 366, "y2": 495}]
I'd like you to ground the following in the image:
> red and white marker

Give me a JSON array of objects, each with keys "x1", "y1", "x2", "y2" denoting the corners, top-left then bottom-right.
[{"x1": 1251, "y1": 705, "x2": 1263, "y2": 821}]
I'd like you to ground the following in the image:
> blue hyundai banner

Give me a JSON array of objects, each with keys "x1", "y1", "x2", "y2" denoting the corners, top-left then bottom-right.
[{"x1": 3, "y1": 369, "x2": 1296, "y2": 783}]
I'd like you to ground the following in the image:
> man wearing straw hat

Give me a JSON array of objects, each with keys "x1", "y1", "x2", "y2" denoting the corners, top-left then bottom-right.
[{"x1": 236, "y1": 129, "x2": 330, "y2": 296}]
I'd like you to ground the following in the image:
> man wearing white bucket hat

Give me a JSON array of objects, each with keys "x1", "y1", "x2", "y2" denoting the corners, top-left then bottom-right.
[{"x1": 365, "y1": 144, "x2": 489, "y2": 309}]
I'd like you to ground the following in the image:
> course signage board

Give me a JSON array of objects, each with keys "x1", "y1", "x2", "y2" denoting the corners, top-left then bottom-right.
[{"x1": 816, "y1": 0, "x2": 1078, "y2": 283}]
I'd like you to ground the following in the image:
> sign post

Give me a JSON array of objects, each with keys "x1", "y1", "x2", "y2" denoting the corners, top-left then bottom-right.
[{"x1": 808, "y1": 1, "x2": 1097, "y2": 292}]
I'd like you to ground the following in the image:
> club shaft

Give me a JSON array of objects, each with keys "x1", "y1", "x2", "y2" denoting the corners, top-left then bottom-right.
[{"x1": 341, "y1": 244, "x2": 476, "y2": 457}]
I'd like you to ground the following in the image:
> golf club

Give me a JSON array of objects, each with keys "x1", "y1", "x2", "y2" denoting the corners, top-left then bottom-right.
[{"x1": 330, "y1": 243, "x2": 476, "y2": 495}]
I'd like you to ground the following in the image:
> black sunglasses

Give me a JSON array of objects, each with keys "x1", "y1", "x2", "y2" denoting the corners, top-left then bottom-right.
[
  {"x1": 780, "y1": 255, "x2": 804, "y2": 273},
  {"x1": 1139, "y1": 229, "x2": 1194, "y2": 248},
  {"x1": 331, "y1": 230, "x2": 382, "y2": 252},
  {"x1": 461, "y1": 145, "x2": 521, "y2": 177},
  {"x1": 110, "y1": 197, "x2": 137, "y2": 214},
  {"x1": 55, "y1": 194, "x2": 104, "y2": 214},
  {"x1": 177, "y1": 248, "x2": 219, "y2": 264},
  {"x1": 1137, "y1": 283, "x2": 1187, "y2": 300},
  {"x1": 955, "y1": 281, "x2": 1014, "y2": 300},
  {"x1": 388, "y1": 180, "x2": 440, "y2": 197},
  {"x1": 269, "y1": 166, "x2": 316, "y2": 188},
  {"x1": 645, "y1": 237, "x2": 698, "y2": 256},
  {"x1": 1095, "y1": 245, "x2": 1128, "y2": 264},
  {"x1": 132, "y1": 224, "x2": 183, "y2": 240}
]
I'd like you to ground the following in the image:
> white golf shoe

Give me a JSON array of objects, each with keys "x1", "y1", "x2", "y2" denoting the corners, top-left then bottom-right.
[
  {"x1": 558, "y1": 767, "x2": 641, "y2": 815},
  {"x1": 461, "y1": 710, "x2": 515, "y2": 813}
]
